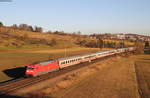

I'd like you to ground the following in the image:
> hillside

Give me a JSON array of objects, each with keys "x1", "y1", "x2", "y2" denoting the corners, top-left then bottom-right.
[
  {"x1": 0, "y1": 26, "x2": 134, "y2": 49},
  {"x1": 0, "y1": 26, "x2": 82, "y2": 49}
]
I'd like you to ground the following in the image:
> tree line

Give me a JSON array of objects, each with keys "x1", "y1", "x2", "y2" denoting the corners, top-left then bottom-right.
[
  {"x1": 11, "y1": 24, "x2": 43, "y2": 32},
  {"x1": 76, "y1": 38, "x2": 126, "y2": 49},
  {"x1": 0, "y1": 21, "x2": 43, "y2": 32}
]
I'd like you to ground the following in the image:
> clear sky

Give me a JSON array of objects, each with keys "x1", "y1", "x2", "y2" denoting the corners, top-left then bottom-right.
[{"x1": 0, "y1": 0, "x2": 150, "y2": 35}]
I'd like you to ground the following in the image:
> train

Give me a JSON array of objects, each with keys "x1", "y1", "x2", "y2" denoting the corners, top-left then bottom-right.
[{"x1": 25, "y1": 47, "x2": 136, "y2": 77}]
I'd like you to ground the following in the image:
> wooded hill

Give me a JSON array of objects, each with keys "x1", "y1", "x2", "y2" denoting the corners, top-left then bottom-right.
[{"x1": 0, "y1": 24, "x2": 134, "y2": 49}]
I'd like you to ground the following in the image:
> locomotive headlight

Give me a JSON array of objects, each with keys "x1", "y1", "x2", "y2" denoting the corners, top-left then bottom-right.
[{"x1": 27, "y1": 70, "x2": 33, "y2": 72}]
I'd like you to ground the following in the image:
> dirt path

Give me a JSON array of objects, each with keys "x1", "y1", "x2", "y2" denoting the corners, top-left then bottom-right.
[
  {"x1": 135, "y1": 60, "x2": 150, "y2": 98},
  {"x1": 50, "y1": 56, "x2": 140, "y2": 98}
]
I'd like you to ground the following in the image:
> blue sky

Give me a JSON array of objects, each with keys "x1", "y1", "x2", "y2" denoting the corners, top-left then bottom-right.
[{"x1": 0, "y1": 0, "x2": 150, "y2": 35}]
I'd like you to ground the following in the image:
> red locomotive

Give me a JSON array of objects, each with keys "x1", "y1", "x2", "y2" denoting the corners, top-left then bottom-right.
[{"x1": 26, "y1": 61, "x2": 59, "y2": 77}]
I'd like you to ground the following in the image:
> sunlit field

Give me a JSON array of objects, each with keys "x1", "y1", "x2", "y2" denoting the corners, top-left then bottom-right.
[{"x1": 0, "y1": 48, "x2": 103, "y2": 82}]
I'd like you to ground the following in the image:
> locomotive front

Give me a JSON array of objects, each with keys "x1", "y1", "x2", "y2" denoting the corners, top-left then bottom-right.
[{"x1": 25, "y1": 64, "x2": 37, "y2": 77}]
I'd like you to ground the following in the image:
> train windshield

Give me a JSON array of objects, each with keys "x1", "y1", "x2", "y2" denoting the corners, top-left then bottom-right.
[{"x1": 27, "y1": 67, "x2": 34, "y2": 69}]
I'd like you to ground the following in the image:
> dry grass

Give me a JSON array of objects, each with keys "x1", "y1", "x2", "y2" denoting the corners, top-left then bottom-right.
[
  {"x1": 38, "y1": 54, "x2": 150, "y2": 98},
  {"x1": 0, "y1": 26, "x2": 90, "y2": 49},
  {"x1": 38, "y1": 57, "x2": 119, "y2": 97},
  {"x1": 0, "y1": 48, "x2": 101, "y2": 82},
  {"x1": 0, "y1": 27, "x2": 134, "y2": 49}
]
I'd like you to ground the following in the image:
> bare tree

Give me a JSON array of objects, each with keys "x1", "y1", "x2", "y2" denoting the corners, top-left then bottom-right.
[
  {"x1": 97, "y1": 38, "x2": 104, "y2": 49},
  {"x1": 28, "y1": 26, "x2": 34, "y2": 32},
  {"x1": 134, "y1": 41, "x2": 144, "y2": 54},
  {"x1": 19, "y1": 24, "x2": 29, "y2": 30},
  {"x1": 34, "y1": 26, "x2": 43, "y2": 32},
  {"x1": 11, "y1": 24, "x2": 18, "y2": 29},
  {"x1": 145, "y1": 41, "x2": 150, "y2": 48}
]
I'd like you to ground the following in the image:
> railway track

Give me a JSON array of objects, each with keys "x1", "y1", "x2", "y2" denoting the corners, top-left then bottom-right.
[{"x1": 0, "y1": 53, "x2": 131, "y2": 96}]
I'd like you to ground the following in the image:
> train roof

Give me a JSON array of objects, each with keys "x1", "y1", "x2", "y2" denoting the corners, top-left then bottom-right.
[
  {"x1": 57, "y1": 47, "x2": 135, "y2": 61},
  {"x1": 39, "y1": 61, "x2": 53, "y2": 65},
  {"x1": 58, "y1": 55, "x2": 83, "y2": 61},
  {"x1": 29, "y1": 60, "x2": 54, "y2": 66},
  {"x1": 58, "y1": 50, "x2": 112, "y2": 61}
]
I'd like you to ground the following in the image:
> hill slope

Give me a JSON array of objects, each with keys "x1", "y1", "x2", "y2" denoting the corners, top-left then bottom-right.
[
  {"x1": 0, "y1": 26, "x2": 134, "y2": 49},
  {"x1": 0, "y1": 26, "x2": 84, "y2": 49}
]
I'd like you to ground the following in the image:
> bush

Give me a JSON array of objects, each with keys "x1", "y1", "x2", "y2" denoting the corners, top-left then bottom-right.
[
  {"x1": 0, "y1": 22, "x2": 3, "y2": 26},
  {"x1": 134, "y1": 41, "x2": 144, "y2": 54}
]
